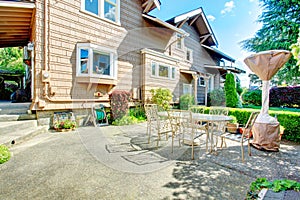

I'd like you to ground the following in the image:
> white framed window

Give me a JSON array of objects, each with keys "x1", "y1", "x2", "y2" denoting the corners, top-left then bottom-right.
[
  {"x1": 76, "y1": 43, "x2": 117, "y2": 79},
  {"x1": 151, "y1": 61, "x2": 176, "y2": 80},
  {"x1": 176, "y1": 33, "x2": 184, "y2": 49},
  {"x1": 82, "y1": 0, "x2": 120, "y2": 23},
  {"x1": 183, "y1": 83, "x2": 192, "y2": 95},
  {"x1": 198, "y1": 77, "x2": 205, "y2": 87},
  {"x1": 186, "y1": 48, "x2": 193, "y2": 62}
]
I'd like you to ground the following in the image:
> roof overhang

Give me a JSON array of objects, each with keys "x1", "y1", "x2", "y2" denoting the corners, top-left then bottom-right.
[
  {"x1": 180, "y1": 69, "x2": 197, "y2": 75},
  {"x1": 142, "y1": 14, "x2": 189, "y2": 36},
  {"x1": 202, "y1": 44, "x2": 235, "y2": 63},
  {"x1": 142, "y1": 0, "x2": 161, "y2": 13},
  {"x1": 0, "y1": 0, "x2": 35, "y2": 48},
  {"x1": 204, "y1": 65, "x2": 246, "y2": 74},
  {"x1": 167, "y1": 7, "x2": 218, "y2": 47}
]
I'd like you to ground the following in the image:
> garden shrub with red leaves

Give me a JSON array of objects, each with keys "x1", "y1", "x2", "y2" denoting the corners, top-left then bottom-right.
[{"x1": 109, "y1": 90, "x2": 131, "y2": 120}]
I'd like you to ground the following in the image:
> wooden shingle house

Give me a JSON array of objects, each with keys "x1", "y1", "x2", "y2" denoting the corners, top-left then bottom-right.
[{"x1": 0, "y1": 0, "x2": 243, "y2": 125}]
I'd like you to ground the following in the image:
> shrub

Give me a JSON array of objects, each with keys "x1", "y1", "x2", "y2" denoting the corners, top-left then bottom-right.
[
  {"x1": 0, "y1": 145, "x2": 11, "y2": 164},
  {"x1": 208, "y1": 88, "x2": 225, "y2": 106},
  {"x1": 270, "y1": 86, "x2": 300, "y2": 107},
  {"x1": 242, "y1": 89, "x2": 262, "y2": 106},
  {"x1": 224, "y1": 73, "x2": 239, "y2": 108},
  {"x1": 112, "y1": 115, "x2": 139, "y2": 126},
  {"x1": 109, "y1": 90, "x2": 131, "y2": 120},
  {"x1": 179, "y1": 94, "x2": 195, "y2": 110},
  {"x1": 150, "y1": 88, "x2": 172, "y2": 110},
  {"x1": 223, "y1": 108, "x2": 300, "y2": 143}
]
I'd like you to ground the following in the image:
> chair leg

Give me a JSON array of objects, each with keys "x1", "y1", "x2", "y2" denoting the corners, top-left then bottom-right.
[
  {"x1": 241, "y1": 140, "x2": 244, "y2": 162},
  {"x1": 191, "y1": 131, "x2": 194, "y2": 160},
  {"x1": 205, "y1": 130, "x2": 209, "y2": 153},
  {"x1": 248, "y1": 140, "x2": 252, "y2": 156}
]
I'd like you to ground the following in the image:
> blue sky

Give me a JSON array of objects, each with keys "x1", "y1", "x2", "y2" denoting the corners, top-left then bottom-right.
[{"x1": 150, "y1": 0, "x2": 263, "y2": 87}]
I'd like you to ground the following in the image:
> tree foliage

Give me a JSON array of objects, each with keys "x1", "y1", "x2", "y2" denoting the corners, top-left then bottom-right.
[
  {"x1": 290, "y1": 30, "x2": 300, "y2": 66},
  {"x1": 241, "y1": 0, "x2": 300, "y2": 85},
  {"x1": 0, "y1": 47, "x2": 24, "y2": 73}
]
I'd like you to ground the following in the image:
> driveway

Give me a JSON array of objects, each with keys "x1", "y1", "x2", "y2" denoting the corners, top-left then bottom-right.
[{"x1": 1, "y1": 123, "x2": 299, "y2": 199}]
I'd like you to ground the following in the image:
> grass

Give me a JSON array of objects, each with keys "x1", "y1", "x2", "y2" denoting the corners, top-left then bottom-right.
[{"x1": 243, "y1": 105, "x2": 300, "y2": 113}]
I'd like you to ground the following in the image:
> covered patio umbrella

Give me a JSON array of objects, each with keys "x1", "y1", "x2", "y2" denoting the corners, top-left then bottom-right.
[{"x1": 244, "y1": 50, "x2": 291, "y2": 151}]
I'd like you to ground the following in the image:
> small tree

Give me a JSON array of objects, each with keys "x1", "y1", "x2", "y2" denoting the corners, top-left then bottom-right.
[
  {"x1": 224, "y1": 73, "x2": 239, "y2": 108},
  {"x1": 150, "y1": 88, "x2": 172, "y2": 110}
]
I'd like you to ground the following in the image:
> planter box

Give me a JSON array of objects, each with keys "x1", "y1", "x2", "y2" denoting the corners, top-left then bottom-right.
[{"x1": 226, "y1": 123, "x2": 238, "y2": 133}]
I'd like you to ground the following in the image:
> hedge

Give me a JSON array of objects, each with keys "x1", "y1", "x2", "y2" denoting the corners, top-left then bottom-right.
[
  {"x1": 270, "y1": 86, "x2": 300, "y2": 107},
  {"x1": 192, "y1": 107, "x2": 300, "y2": 142}
]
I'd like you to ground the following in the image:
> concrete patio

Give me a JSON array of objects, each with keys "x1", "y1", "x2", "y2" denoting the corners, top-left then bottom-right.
[{"x1": 0, "y1": 122, "x2": 299, "y2": 199}]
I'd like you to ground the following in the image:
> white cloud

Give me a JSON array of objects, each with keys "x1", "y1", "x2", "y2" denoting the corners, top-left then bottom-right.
[
  {"x1": 207, "y1": 15, "x2": 216, "y2": 22},
  {"x1": 221, "y1": 1, "x2": 235, "y2": 15}
]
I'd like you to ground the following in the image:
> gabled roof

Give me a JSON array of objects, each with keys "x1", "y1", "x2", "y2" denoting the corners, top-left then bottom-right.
[
  {"x1": 142, "y1": 14, "x2": 189, "y2": 36},
  {"x1": 141, "y1": 0, "x2": 161, "y2": 13},
  {"x1": 166, "y1": 7, "x2": 218, "y2": 47},
  {"x1": 201, "y1": 44, "x2": 235, "y2": 63}
]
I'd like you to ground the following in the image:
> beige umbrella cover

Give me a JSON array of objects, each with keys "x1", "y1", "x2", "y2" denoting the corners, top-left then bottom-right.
[{"x1": 244, "y1": 50, "x2": 291, "y2": 122}]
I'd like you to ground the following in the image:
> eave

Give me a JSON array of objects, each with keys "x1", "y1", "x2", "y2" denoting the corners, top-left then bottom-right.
[
  {"x1": 202, "y1": 44, "x2": 235, "y2": 63},
  {"x1": 0, "y1": 0, "x2": 35, "y2": 48},
  {"x1": 142, "y1": 14, "x2": 189, "y2": 36},
  {"x1": 141, "y1": 0, "x2": 161, "y2": 13}
]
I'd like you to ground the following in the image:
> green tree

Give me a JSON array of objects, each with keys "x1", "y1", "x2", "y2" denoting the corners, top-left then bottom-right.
[
  {"x1": 224, "y1": 73, "x2": 239, "y2": 108},
  {"x1": 0, "y1": 47, "x2": 24, "y2": 73},
  {"x1": 241, "y1": 0, "x2": 300, "y2": 85}
]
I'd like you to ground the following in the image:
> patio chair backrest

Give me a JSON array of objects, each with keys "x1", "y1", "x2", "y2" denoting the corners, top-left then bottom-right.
[
  {"x1": 188, "y1": 105, "x2": 206, "y2": 114},
  {"x1": 209, "y1": 106, "x2": 229, "y2": 116}
]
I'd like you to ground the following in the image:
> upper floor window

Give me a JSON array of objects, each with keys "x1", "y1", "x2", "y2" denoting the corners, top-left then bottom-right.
[
  {"x1": 82, "y1": 0, "x2": 120, "y2": 23},
  {"x1": 76, "y1": 43, "x2": 117, "y2": 79},
  {"x1": 198, "y1": 77, "x2": 205, "y2": 86},
  {"x1": 176, "y1": 33, "x2": 184, "y2": 49},
  {"x1": 186, "y1": 48, "x2": 193, "y2": 62},
  {"x1": 151, "y1": 61, "x2": 176, "y2": 80}
]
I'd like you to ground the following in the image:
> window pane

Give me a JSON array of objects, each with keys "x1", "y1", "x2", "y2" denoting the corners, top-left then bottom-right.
[
  {"x1": 80, "y1": 49, "x2": 89, "y2": 74},
  {"x1": 104, "y1": 1, "x2": 116, "y2": 22},
  {"x1": 151, "y1": 62, "x2": 156, "y2": 76},
  {"x1": 159, "y1": 65, "x2": 169, "y2": 78},
  {"x1": 171, "y1": 67, "x2": 175, "y2": 79},
  {"x1": 85, "y1": 0, "x2": 98, "y2": 15},
  {"x1": 93, "y1": 51, "x2": 111, "y2": 75},
  {"x1": 186, "y1": 51, "x2": 190, "y2": 61}
]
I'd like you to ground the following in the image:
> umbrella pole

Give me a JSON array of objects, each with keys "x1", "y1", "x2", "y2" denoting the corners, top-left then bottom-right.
[{"x1": 261, "y1": 80, "x2": 270, "y2": 115}]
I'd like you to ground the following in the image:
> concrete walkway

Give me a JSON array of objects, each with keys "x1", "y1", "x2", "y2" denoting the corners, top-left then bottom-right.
[{"x1": 0, "y1": 123, "x2": 299, "y2": 199}]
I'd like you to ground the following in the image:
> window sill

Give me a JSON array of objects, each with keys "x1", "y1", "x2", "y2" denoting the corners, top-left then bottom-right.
[
  {"x1": 76, "y1": 76, "x2": 118, "y2": 91},
  {"x1": 79, "y1": 10, "x2": 121, "y2": 27}
]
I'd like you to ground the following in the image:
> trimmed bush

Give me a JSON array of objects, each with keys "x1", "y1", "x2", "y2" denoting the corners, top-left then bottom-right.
[
  {"x1": 109, "y1": 90, "x2": 131, "y2": 120},
  {"x1": 242, "y1": 89, "x2": 262, "y2": 106},
  {"x1": 224, "y1": 73, "x2": 239, "y2": 108},
  {"x1": 208, "y1": 88, "x2": 225, "y2": 106},
  {"x1": 150, "y1": 88, "x2": 172, "y2": 110},
  {"x1": 0, "y1": 145, "x2": 11, "y2": 164},
  {"x1": 214, "y1": 107, "x2": 300, "y2": 143},
  {"x1": 180, "y1": 94, "x2": 195, "y2": 110}
]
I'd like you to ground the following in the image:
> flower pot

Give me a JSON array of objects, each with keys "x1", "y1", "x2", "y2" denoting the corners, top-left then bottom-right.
[{"x1": 227, "y1": 123, "x2": 238, "y2": 133}]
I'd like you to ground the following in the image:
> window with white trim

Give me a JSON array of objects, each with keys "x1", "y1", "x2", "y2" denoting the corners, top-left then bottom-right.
[
  {"x1": 77, "y1": 43, "x2": 117, "y2": 79},
  {"x1": 183, "y1": 83, "x2": 192, "y2": 95},
  {"x1": 198, "y1": 77, "x2": 205, "y2": 86},
  {"x1": 151, "y1": 61, "x2": 175, "y2": 80},
  {"x1": 176, "y1": 33, "x2": 184, "y2": 49},
  {"x1": 186, "y1": 48, "x2": 193, "y2": 62},
  {"x1": 82, "y1": 0, "x2": 120, "y2": 23}
]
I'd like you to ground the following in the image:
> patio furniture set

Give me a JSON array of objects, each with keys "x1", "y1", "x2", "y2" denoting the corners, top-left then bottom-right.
[{"x1": 144, "y1": 104, "x2": 259, "y2": 161}]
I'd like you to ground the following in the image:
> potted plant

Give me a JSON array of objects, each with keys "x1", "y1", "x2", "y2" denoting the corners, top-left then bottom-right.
[
  {"x1": 226, "y1": 115, "x2": 239, "y2": 133},
  {"x1": 54, "y1": 119, "x2": 76, "y2": 132}
]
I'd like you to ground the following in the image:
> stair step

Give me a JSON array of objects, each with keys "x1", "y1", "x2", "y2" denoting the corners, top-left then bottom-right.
[
  {"x1": 0, "y1": 120, "x2": 37, "y2": 135},
  {"x1": 0, "y1": 102, "x2": 31, "y2": 115},
  {"x1": 0, "y1": 114, "x2": 37, "y2": 122},
  {"x1": 0, "y1": 126, "x2": 49, "y2": 146}
]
